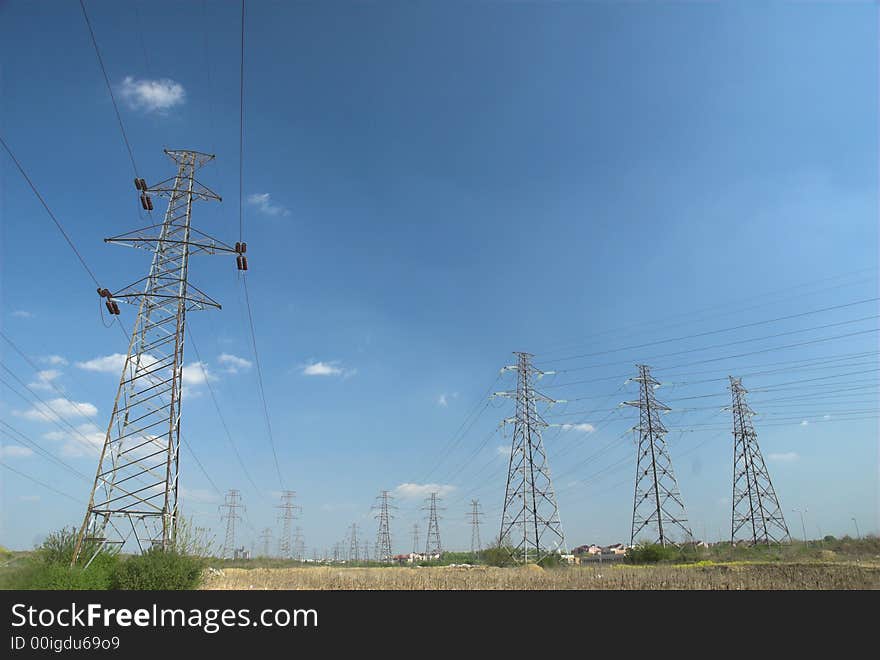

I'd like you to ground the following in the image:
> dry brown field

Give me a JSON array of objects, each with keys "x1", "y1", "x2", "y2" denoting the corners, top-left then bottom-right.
[{"x1": 201, "y1": 562, "x2": 880, "y2": 590}]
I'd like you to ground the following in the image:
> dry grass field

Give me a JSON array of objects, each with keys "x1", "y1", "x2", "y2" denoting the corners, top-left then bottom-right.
[{"x1": 201, "y1": 562, "x2": 880, "y2": 590}]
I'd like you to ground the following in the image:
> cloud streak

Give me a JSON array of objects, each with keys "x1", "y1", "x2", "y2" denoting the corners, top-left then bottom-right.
[
  {"x1": 393, "y1": 483, "x2": 456, "y2": 499},
  {"x1": 248, "y1": 193, "x2": 290, "y2": 217}
]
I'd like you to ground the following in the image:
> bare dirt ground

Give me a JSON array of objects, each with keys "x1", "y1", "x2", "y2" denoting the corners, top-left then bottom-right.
[{"x1": 201, "y1": 562, "x2": 880, "y2": 590}]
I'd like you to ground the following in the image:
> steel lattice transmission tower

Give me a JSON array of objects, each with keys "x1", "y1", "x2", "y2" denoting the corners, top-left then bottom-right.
[
  {"x1": 496, "y1": 352, "x2": 566, "y2": 562},
  {"x1": 469, "y1": 499, "x2": 483, "y2": 554},
  {"x1": 374, "y1": 490, "x2": 394, "y2": 562},
  {"x1": 728, "y1": 377, "x2": 791, "y2": 545},
  {"x1": 293, "y1": 526, "x2": 306, "y2": 561},
  {"x1": 348, "y1": 524, "x2": 360, "y2": 562},
  {"x1": 423, "y1": 492, "x2": 443, "y2": 556},
  {"x1": 72, "y1": 150, "x2": 242, "y2": 565},
  {"x1": 276, "y1": 491, "x2": 301, "y2": 559},
  {"x1": 219, "y1": 489, "x2": 244, "y2": 559},
  {"x1": 258, "y1": 527, "x2": 273, "y2": 558},
  {"x1": 411, "y1": 523, "x2": 420, "y2": 555},
  {"x1": 624, "y1": 364, "x2": 692, "y2": 547}
]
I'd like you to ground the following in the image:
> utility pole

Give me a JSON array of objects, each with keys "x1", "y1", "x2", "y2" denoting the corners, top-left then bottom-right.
[
  {"x1": 469, "y1": 500, "x2": 483, "y2": 555},
  {"x1": 624, "y1": 364, "x2": 692, "y2": 547},
  {"x1": 72, "y1": 150, "x2": 242, "y2": 566},
  {"x1": 728, "y1": 377, "x2": 791, "y2": 545},
  {"x1": 423, "y1": 492, "x2": 444, "y2": 557},
  {"x1": 496, "y1": 352, "x2": 566, "y2": 562},
  {"x1": 219, "y1": 489, "x2": 244, "y2": 559},
  {"x1": 411, "y1": 523, "x2": 420, "y2": 555},
  {"x1": 374, "y1": 490, "x2": 394, "y2": 562},
  {"x1": 258, "y1": 527, "x2": 272, "y2": 558},
  {"x1": 276, "y1": 491, "x2": 301, "y2": 559},
  {"x1": 792, "y1": 508, "x2": 808, "y2": 543},
  {"x1": 852, "y1": 517, "x2": 861, "y2": 539}
]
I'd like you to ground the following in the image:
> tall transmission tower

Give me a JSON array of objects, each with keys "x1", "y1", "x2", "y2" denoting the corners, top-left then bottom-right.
[
  {"x1": 411, "y1": 523, "x2": 420, "y2": 555},
  {"x1": 469, "y1": 499, "x2": 483, "y2": 554},
  {"x1": 348, "y1": 524, "x2": 360, "y2": 562},
  {"x1": 624, "y1": 364, "x2": 692, "y2": 547},
  {"x1": 276, "y1": 491, "x2": 301, "y2": 559},
  {"x1": 728, "y1": 377, "x2": 791, "y2": 545},
  {"x1": 423, "y1": 492, "x2": 444, "y2": 556},
  {"x1": 293, "y1": 526, "x2": 306, "y2": 561},
  {"x1": 219, "y1": 489, "x2": 244, "y2": 559},
  {"x1": 258, "y1": 527, "x2": 273, "y2": 558},
  {"x1": 496, "y1": 352, "x2": 566, "y2": 562},
  {"x1": 72, "y1": 150, "x2": 242, "y2": 565},
  {"x1": 374, "y1": 490, "x2": 394, "y2": 562}
]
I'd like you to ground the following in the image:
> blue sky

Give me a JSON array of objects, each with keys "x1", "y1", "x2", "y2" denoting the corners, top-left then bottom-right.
[{"x1": 1, "y1": 1, "x2": 877, "y2": 554}]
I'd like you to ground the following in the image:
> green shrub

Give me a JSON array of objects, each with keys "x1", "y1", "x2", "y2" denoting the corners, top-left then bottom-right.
[
  {"x1": 537, "y1": 552, "x2": 563, "y2": 568},
  {"x1": 480, "y1": 545, "x2": 518, "y2": 567},
  {"x1": 111, "y1": 548, "x2": 205, "y2": 590},
  {"x1": 625, "y1": 543, "x2": 680, "y2": 564}
]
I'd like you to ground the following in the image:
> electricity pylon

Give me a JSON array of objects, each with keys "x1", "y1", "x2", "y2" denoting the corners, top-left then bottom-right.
[
  {"x1": 411, "y1": 523, "x2": 420, "y2": 555},
  {"x1": 469, "y1": 499, "x2": 483, "y2": 554},
  {"x1": 219, "y1": 489, "x2": 244, "y2": 559},
  {"x1": 624, "y1": 364, "x2": 692, "y2": 547},
  {"x1": 348, "y1": 524, "x2": 360, "y2": 562},
  {"x1": 728, "y1": 377, "x2": 791, "y2": 545},
  {"x1": 374, "y1": 490, "x2": 394, "y2": 562},
  {"x1": 72, "y1": 150, "x2": 243, "y2": 566},
  {"x1": 423, "y1": 492, "x2": 443, "y2": 556},
  {"x1": 293, "y1": 526, "x2": 306, "y2": 561},
  {"x1": 277, "y1": 491, "x2": 301, "y2": 559},
  {"x1": 258, "y1": 527, "x2": 273, "y2": 558},
  {"x1": 496, "y1": 352, "x2": 566, "y2": 562}
]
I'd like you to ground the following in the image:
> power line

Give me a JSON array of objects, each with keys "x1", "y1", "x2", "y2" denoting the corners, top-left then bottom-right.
[
  {"x1": 78, "y1": 0, "x2": 140, "y2": 178},
  {"x1": 0, "y1": 136, "x2": 101, "y2": 287},
  {"x1": 0, "y1": 462, "x2": 82, "y2": 504},
  {"x1": 0, "y1": 421, "x2": 92, "y2": 484},
  {"x1": 239, "y1": 0, "x2": 245, "y2": 243}
]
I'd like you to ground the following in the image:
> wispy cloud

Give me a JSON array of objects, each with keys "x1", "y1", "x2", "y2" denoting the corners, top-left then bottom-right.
[
  {"x1": 11, "y1": 310, "x2": 33, "y2": 319},
  {"x1": 301, "y1": 360, "x2": 356, "y2": 378},
  {"x1": 28, "y1": 369, "x2": 61, "y2": 392},
  {"x1": 0, "y1": 445, "x2": 34, "y2": 458},
  {"x1": 217, "y1": 353, "x2": 252, "y2": 374},
  {"x1": 437, "y1": 392, "x2": 459, "y2": 408},
  {"x1": 800, "y1": 420, "x2": 809, "y2": 427},
  {"x1": 15, "y1": 398, "x2": 97, "y2": 423},
  {"x1": 248, "y1": 193, "x2": 290, "y2": 217},
  {"x1": 496, "y1": 445, "x2": 511, "y2": 457},
  {"x1": 393, "y1": 483, "x2": 456, "y2": 499},
  {"x1": 43, "y1": 423, "x2": 104, "y2": 457},
  {"x1": 179, "y1": 487, "x2": 221, "y2": 504},
  {"x1": 768, "y1": 452, "x2": 799, "y2": 463},
  {"x1": 181, "y1": 361, "x2": 215, "y2": 386},
  {"x1": 119, "y1": 76, "x2": 185, "y2": 113},
  {"x1": 41, "y1": 355, "x2": 68, "y2": 366},
  {"x1": 76, "y1": 353, "x2": 127, "y2": 373},
  {"x1": 560, "y1": 423, "x2": 596, "y2": 433}
]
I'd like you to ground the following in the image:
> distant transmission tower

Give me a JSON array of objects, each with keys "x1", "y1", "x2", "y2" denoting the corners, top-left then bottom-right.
[
  {"x1": 624, "y1": 364, "x2": 692, "y2": 547},
  {"x1": 293, "y1": 526, "x2": 306, "y2": 561},
  {"x1": 728, "y1": 377, "x2": 791, "y2": 545},
  {"x1": 374, "y1": 490, "x2": 394, "y2": 561},
  {"x1": 496, "y1": 352, "x2": 566, "y2": 562},
  {"x1": 361, "y1": 540, "x2": 369, "y2": 562},
  {"x1": 276, "y1": 491, "x2": 301, "y2": 559},
  {"x1": 423, "y1": 492, "x2": 443, "y2": 556},
  {"x1": 258, "y1": 527, "x2": 273, "y2": 558},
  {"x1": 469, "y1": 500, "x2": 483, "y2": 554},
  {"x1": 348, "y1": 524, "x2": 360, "y2": 562},
  {"x1": 219, "y1": 489, "x2": 244, "y2": 559},
  {"x1": 411, "y1": 523, "x2": 420, "y2": 555},
  {"x1": 72, "y1": 150, "x2": 242, "y2": 565}
]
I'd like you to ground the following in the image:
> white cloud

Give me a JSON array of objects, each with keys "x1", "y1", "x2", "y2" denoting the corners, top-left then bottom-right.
[
  {"x1": 0, "y1": 445, "x2": 34, "y2": 458},
  {"x1": 393, "y1": 483, "x2": 456, "y2": 499},
  {"x1": 28, "y1": 369, "x2": 61, "y2": 391},
  {"x1": 11, "y1": 310, "x2": 33, "y2": 318},
  {"x1": 437, "y1": 392, "x2": 459, "y2": 408},
  {"x1": 560, "y1": 423, "x2": 596, "y2": 433},
  {"x1": 800, "y1": 420, "x2": 809, "y2": 427},
  {"x1": 217, "y1": 353, "x2": 252, "y2": 374},
  {"x1": 41, "y1": 355, "x2": 68, "y2": 366},
  {"x1": 768, "y1": 452, "x2": 799, "y2": 463},
  {"x1": 301, "y1": 360, "x2": 355, "y2": 378},
  {"x1": 181, "y1": 361, "x2": 214, "y2": 386},
  {"x1": 19, "y1": 495, "x2": 41, "y2": 502},
  {"x1": 496, "y1": 445, "x2": 511, "y2": 457},
  {"x1": 43, "y1": 423, "x2": 104, "y2": 458},
  {"x1": 180, "y1": 487, "x2": 221, "y2": 504},
  {"x1": 15, "y1": 398, "x2": 97, "y2": 423},
  {"x1": 76, "y1": 353, "x2": 127, "y2": 373},
  {"x1": 247, "y1": 193, "x2": 290, "y2": 217},
  {"x1": 119, "y1": 76, "x2": 185, "y2": 113},
  {"x1": 823, "y1": 414, "x2": 831, "y2": 420}
]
